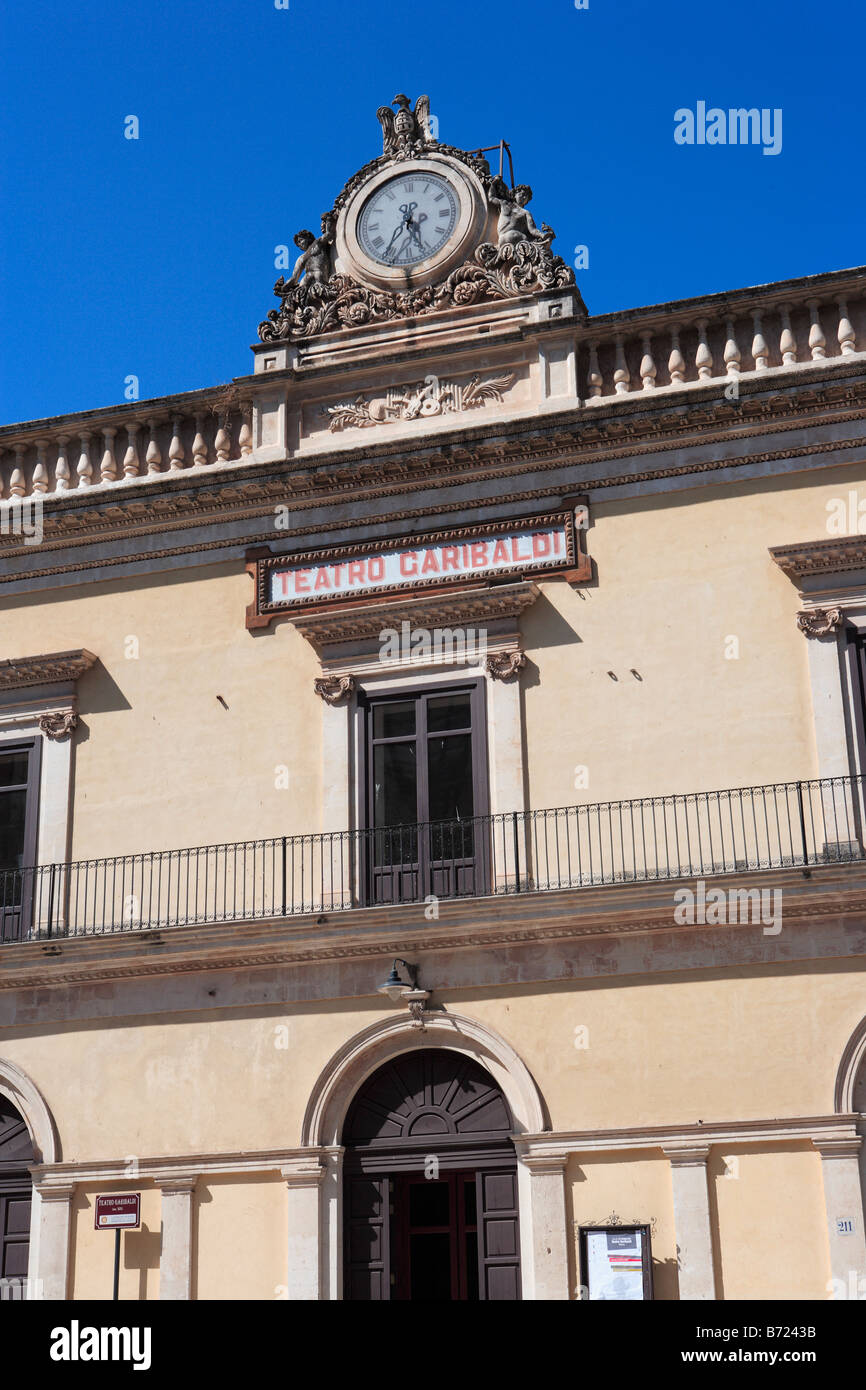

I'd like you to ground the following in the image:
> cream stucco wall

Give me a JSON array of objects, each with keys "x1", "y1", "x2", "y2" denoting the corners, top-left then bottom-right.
[
  {"x1": 2, "y1": 963, "x2": 864, "y2": 1159},
  {"x1": 524, "y1": 465, "x2": 866, "y2": 809},
  {"x1": 0, "y1": 563, "x2": 322, "y2": 858}
]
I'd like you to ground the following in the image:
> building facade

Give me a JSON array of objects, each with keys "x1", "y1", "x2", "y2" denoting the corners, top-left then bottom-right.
[{"x1": 1, "y1": 94, "x2": 866, "y2": 1301}]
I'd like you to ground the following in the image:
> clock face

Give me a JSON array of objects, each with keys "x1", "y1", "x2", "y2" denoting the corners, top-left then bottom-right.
[{"x1": 357, "y1": 170, "x2": 460, "y2": 268}]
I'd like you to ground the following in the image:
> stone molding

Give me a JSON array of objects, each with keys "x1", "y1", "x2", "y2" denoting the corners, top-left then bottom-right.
[
  {"x1": 662, "y1": 1143, "x2": 712, "y2": 1166},
  {"x1": 0, "y1": 650, "x2": 96, "y2": 690},
  {"x1": 0, "y1": 1057, "x2": 60, "y2": 1164},
  {"x1": 772, "y1": 536, "x2": 866, "y2": 582},
  {"x1": 294, "y1": 581, "x2": 539, "y2": 650},
  {"x1": 25, "y1": 1115, "x2": 860, "y2": 1190},
  {"x1": 1, "y1": 377, "x2": 865, "y2": 573},
  {"x1": 834, "y1": 1011, "x2": 866, "y2": 1114},
  {"x1": 301, "y1": 1011, "x2": 548, "y2": 1148},
  {"x1": 3, "y1": 864, "x2": 866, "y2": 992}
]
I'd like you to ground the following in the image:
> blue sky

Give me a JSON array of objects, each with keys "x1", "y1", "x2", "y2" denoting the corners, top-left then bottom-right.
[{"x1": 0, "y1": 0, "x2": 861, "y2": 425}]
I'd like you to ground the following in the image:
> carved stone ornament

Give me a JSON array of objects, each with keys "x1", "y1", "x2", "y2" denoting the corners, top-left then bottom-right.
[
  {"x1": 38, "y1": 711, "x2": 79, "y2": 741},
  {"x1": 325, "y1": 371, "x2": 516, "y2": 432},
  {"x1": 486, "y1": 651, "x2": 526, "y2": 681},
  {"x1": 796, "y1": 607, "x2": 844, "y2": 637},
  {"x1": 313, "y1": 675, "x2": 357, "y2": 705},
  {"x1": 258, "y1": 93, "x2": 575, "y2": 343}
]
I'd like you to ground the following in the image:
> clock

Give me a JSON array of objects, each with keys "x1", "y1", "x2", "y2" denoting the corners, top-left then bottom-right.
[
  {"x1": 336, "y1": 154, "x2": 491, "y2": 293},
  {"x1": 358, "y1": 171, "x2": 459, "y2": 268}
]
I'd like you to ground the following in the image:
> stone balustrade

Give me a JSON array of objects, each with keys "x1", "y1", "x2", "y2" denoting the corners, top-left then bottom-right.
[
  {"x1": 580, "y1": 289, "x2": 862, "y2": 403},
  {"x1": 0, "y1": 397, "x2": 253, "y2": 502},
  {"x1": 0, "y1": 274, "x2": 863, "y2": 503}
]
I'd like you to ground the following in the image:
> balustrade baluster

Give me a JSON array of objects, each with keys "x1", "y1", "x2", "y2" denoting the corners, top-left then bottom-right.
[
  {"x1": 100, "y1": 428, "x2": 117, "y2": 483},
  {"x1": 751, "y1": 312, "x2": 769, "y2": 370},
  {"x1": 32, "y1": 442, "x2": 49, "y2": 494},
  {"x1": 77, "y1": 433, "x2": 93, "y2": 488},
  {"x1": 640, "y1": 333, "x2": 657, "y2": 390},
  {"x1": 145, "y1": 419, "x2": 162, "y2": 474},
  {"x1": 613, "y1": 337, "x2": 630, "y2": 395},
  {"x1": 724, "y1": 319, "x2": 741, "y2": 376},
  {"x1": 668, "y1": 326, "x2": 686, "y2": 384},
  {"x1": 238, "y1": 405, "x2": 253, "y2": 456},
  {"x1": 779, "y1": 304, "x2": 797, "y2": 365},
  {"x1": 55, "y1": 436, "x2": 71, "y2": 492},
  {"x1": 123, "y1": 424, "x2": 140, "y2": 480},
  {"x1": 695, "y1": 320, "x2": 713, "y2": 380},
  {"x1": 192, "y1": 415, "x2": 208, "y2": 466},
  {"x1": 168, "y1": 418, "x2": 184, "y2": 471},
  {"x1": 215, "y1": 411, "x2": 231, "y2": 461},
  {"x1": 9, "y1": 445, "x2": 26, "y2": 498},
  {"x1": 587, "y1": 342, "x2": 603, "y2": 399},
  {"x1": 807, "y1": 300, "x2": 826, "y2": 359},
  {"x1": 837, "y1": 299, "x2": 856, "y2": 355}
]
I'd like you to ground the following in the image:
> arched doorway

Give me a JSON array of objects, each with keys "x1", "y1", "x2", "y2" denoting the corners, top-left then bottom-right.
[
  {"x1": 342, "y1": 1048, "x2": 520, "y2": 1301},
  {"x1": 0, "y1": 1094, "x2": 34, "y2": 1299}
]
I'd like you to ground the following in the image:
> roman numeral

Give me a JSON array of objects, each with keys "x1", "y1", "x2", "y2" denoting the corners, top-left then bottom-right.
[
  {"x1": 404, "y1": 181, "x2": 414, "y2": 191},
  {"x1": 368, "y1": 222, "x2": 379, "y2": 231},
  {"x1": 372, "y1": 236, "x2": 384, "y2": 248},
  {"x1": 434, "y1": 193, "x2": 444, "y2": 202}
]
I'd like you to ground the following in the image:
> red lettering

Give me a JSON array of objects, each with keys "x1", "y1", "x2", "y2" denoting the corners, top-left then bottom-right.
[
  {"x1": 471, "y1": 542, "x2": 489, "y2": 568},
  {"x1": 553, "y1": 527, "x2": 563, "y2": 554},
  {"x1": 399, "y1": 551, "x2": 418, "y2": 576},
  {"x1": 294, "y1": 569, "x2": 311, "y2": 593},
  {"x1": 368, "y1": 556, "x2": 385, "y2": 581},
  {"x1": 332, "y1": 563, "x2": 345, "y2": 588},
  {"x1": 510, "y1": 535, "x2": 531, "y2": 563},
  {"x1": 441, "y1": 546, "x2": 459, "y2": 571},
  {"x1": 278, "y1": 572, "x2": 289, "y2": 596},
  {"x1": 531, "y1": 532, "x2": 552, "y2": 558},
  {"x1": 348, "y1": 561, "x2": 366, "y2": 586},
  {"x1": 491, "y1": 540, "x2": 510, "y2": 564},
  {"x1": 462, "y1": 545, "x2": 471, "y2": 568},
  {"x1": 314, "y1": 567, "x2": 331, "y2": 590},
  {"x1": 421, "y1": 549, "x2": 440, "y2": 574}
]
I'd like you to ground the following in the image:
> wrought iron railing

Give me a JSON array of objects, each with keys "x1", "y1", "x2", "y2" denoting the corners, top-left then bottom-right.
[{"x1": 1, "y1": 776, "x2": 864, "y2": 944}]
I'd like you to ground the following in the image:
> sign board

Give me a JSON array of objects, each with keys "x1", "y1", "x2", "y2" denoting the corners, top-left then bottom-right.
[
  {"x1": 94, "y1": 1193, "x2": 141, "y2": 1231},
  {"x1": 246, "y1": 506, "x2": 590, "y2": 627},
  {"x1": 579, "y1": 1226, "x2": 653, "y2": 1300}
]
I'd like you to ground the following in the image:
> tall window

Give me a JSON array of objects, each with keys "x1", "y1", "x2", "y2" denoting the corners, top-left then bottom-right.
[
  {"x1": 363, "y1": 683, "x2": 488, "y2": 903},
  {"x1": 0, "y1": 741, "x2": 41, "y2": 940}
]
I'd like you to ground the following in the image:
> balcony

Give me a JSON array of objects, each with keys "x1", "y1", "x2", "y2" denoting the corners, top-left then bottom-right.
[{"x1": 0, "y1": 776, "x2": 864, "y2": 946}]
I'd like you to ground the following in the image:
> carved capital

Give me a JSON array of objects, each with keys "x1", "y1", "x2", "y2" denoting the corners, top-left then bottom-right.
[
  {"x1": 38, "y1": 711, "x2": 78, "y2": 741},
  {"x1": 486, "y1": 651, "x2": 526, "y2": 681},
  {"x1": 797, "y1": 607, "x2": 843, "y2": 638},
  {"x1": 313, "y1": 675, "x2": 357, "y2": 706}
]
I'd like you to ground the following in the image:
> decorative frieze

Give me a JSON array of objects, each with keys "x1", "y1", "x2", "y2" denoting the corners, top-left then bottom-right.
[
  {"x1": 324, "y1": 371, "x2": 516, "y2": 432},
  {"x1": 0, "y1": 650, "x2": 96, "y2": 690}
]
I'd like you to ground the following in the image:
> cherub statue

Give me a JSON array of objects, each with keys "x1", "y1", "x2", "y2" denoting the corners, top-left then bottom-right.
[
  {"x1": 488, "y1": 176, "x2": 555, "y2": 249},
  {"x1": 377, "y1": 94, "x2": 435, "y2": 157},
  {"x1": 286, "y1": 211, "x2": 336, "y2": 291}
]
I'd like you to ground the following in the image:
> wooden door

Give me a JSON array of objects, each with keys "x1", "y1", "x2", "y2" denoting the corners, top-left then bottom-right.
[{"x1": 0, "y1": 1096, "x2": 34, "y2": 1299}]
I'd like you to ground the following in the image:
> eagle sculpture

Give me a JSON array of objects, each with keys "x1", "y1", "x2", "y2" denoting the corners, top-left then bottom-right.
[{"x1": 376, "y1": 94, "x2": 435, "y2": 157}]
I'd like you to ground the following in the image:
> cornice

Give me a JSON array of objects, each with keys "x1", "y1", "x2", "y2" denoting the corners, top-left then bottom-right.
[
  {"x1": 292, "y1": 581, "x2": 540, "y2": 646},
  {"x1": 2, "y1": 863, "x2": 865, "y2": 992},
  {"x1": 0, "y1": 375, "x2": 864, "y2": 573},
  {"x1": 770, "y1": 535, "x2": 866, "y2": 582},
  {"x1": 514, "y1": 1113, "x2": 860, "y2": 1157},
  {"x1": 0, "y1": 649, "x2": 96, "y2": 690}
]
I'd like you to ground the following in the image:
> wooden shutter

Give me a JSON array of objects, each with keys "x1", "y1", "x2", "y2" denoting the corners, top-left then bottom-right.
[
  {"x1": 476, "y1": 1168, "x2": 520, "y2": 1300},
  {"x1": 344, "y1": 1175, "x2": 391, "y2": 1300}
]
